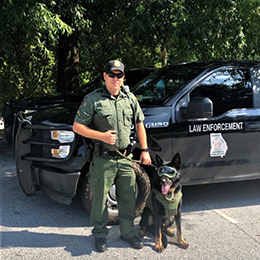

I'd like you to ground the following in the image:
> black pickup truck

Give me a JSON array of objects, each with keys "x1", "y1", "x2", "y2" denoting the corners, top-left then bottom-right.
[{"x1": 15, "y1": 61, "x2": 260, "y2": 223}]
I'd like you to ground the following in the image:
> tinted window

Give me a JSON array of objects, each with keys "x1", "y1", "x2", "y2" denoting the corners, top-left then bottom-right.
[
  {"x1": 190, "y1": 69, "x2": 253, "y2": 117},
  {"x1": 131, "y1": 65, "x2": 205, "y2": 106}
]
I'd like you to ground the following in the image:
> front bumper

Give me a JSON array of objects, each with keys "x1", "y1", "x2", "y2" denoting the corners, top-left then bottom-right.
[{"x1": 15, "y1": 118, "x2": 87, "y2": 204}]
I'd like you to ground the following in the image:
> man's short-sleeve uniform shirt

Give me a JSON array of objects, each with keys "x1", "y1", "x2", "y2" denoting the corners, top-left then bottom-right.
[{"x1": 74, "y1": 86, "x2": 144, "y2": 150}]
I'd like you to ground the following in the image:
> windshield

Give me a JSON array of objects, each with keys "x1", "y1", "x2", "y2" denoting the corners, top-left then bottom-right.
[{"x1": 131, "y1": 64, "x2": 206, "y2": 106}]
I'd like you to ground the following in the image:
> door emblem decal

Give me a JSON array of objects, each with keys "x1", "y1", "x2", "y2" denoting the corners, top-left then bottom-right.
[{"x1": 210, "y1": 133, "x2": 228, "y2": 158}]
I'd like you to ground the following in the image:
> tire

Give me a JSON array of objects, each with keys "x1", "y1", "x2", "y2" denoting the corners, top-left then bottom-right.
[{"x1": 81, "y1": 162, "x2": 151, "y2": 225}]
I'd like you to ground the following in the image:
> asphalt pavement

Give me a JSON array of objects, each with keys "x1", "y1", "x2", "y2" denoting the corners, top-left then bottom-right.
[{"x1": 1, "y1": 130, "x2": 260, "y2": 260}]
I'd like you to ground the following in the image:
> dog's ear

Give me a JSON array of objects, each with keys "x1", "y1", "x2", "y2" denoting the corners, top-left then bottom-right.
[
  {"x1": 169, "y1": 153, "x2": 181, "y2": 170},
  {"x1": 155, "y1": 154, "x2": 164, "y2": 167}
]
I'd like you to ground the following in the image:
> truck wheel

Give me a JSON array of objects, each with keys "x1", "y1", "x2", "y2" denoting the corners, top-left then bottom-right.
[{"x1": 81, "y1": 162, "x2": 151, "y2": 225}]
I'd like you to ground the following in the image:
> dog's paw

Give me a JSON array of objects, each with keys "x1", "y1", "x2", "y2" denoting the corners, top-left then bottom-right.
[
  {"x1": 164, "y1": 228, "x2": 175, "y2": 237},
  {"x1": 179, "y1": 240, "x2": 189, "y2": 249},
  {"x1": 155, "y1": 243, "x2": 164, "y2": 253},
  {"x1": 139, "y1": 227, "x2": 146, "y2": 238},
  {"x1": 177, "y1": 232, "x2": 189, "y2": 249}
]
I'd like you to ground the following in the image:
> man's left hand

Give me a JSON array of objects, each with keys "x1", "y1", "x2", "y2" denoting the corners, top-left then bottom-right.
[{"x1": 140, "y1": 151, "x2": 152, "y2": 165}]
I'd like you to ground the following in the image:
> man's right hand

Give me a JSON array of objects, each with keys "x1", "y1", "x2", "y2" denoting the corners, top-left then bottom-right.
[
  {"x1": 73, "y1": 122, "x2": 117, "y2": 146},
  {"x1": 102, "y1": 130, "x2": 117, "y2": 145}
]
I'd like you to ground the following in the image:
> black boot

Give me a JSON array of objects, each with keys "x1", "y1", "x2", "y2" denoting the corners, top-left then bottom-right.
[
  {"x1": 95, "y1": 238, "x2": 107, "y2": 252},
  {"x1": 120, "y1": 235, "x2": 143, "y2": 249}
]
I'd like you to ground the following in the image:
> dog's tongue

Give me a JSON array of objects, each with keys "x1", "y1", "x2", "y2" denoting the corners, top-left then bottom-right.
[{"x1": 162, "y1": 184, "x2": 171, "y2": 195}]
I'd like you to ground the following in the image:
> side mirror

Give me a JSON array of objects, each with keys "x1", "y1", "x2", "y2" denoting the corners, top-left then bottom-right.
[{"x1": 187, "y1": 97, "x2": 213, "y2": 118}]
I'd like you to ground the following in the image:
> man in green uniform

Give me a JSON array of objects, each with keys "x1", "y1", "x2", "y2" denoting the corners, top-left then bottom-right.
[{"x1": 73, "y1": 60, "x2": 151, "y2": 252}]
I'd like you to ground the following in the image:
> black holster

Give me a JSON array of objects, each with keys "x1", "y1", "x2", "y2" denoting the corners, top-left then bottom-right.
[
  {"x1": 127, "y1": 137, "x2": 136, "y2": 155},
  {"x1": 94, "y1": 143, "x2": 102, "y2": 157}
]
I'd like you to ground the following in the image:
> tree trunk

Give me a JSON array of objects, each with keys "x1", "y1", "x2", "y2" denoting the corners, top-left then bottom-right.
[
  {"x1": 162, "y1": 44, "x2": 168, "y2": 66},
  {"x1": 57, "y1": 33, "x2": 79, "y2": 94}
]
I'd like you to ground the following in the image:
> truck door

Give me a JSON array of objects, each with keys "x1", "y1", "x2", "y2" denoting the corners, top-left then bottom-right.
[{"x1": 173, "y1": 67, "x2": 260, "y2": 184}]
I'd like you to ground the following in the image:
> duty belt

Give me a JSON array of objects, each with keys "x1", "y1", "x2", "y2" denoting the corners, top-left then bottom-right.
[
  {"x1": 94, "y1": 143, "x2": 130, "y2": 158},
  {"x1": 101, "y1": 148, "x2": 130, "y2": 159},
  {"x1": 107, "y1": 148, "x2": 129, "y2": 157}
]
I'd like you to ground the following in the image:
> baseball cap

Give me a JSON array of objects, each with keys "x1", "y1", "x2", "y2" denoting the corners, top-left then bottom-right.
[{"x1": 105, "y1": 60, "x2": 124, "y2": 73}]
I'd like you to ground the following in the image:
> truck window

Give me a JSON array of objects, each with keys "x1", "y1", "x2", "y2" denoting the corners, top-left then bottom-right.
[
  {"x1": 132, "y1": 65, "x2": 205, "y2": 106},
  {"x1": 190, "y1": 69, "x2": 253, "y2": 117}
]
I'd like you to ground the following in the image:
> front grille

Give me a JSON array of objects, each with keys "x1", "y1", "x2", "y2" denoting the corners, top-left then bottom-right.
[{"x1": 21, "y1": 123, "x2": 76, "y2": 163}]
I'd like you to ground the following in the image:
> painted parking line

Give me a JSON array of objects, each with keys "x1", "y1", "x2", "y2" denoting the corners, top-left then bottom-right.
[{"x1": 191, "y1": 195, "x2": 239, "y2": 224}]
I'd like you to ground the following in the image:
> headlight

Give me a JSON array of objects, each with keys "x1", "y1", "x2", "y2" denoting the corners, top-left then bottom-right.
[
  {"x1": 51, "y1": 130, "x2": 75, "y2": 158},
  {"x1": 51, "y1": 145, "x2": 71, "y2": 158},
  {"x1": 51, "y1": 130, "x2": 75, "y2": 143}
]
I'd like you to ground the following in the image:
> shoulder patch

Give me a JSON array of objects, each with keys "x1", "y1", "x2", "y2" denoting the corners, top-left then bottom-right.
[{"x1": 82, "y1": 98, "x2": 87, "y2": 108}]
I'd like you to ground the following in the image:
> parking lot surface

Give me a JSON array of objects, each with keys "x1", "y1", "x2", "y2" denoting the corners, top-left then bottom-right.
[{"x1": 1, "y1": 131, "x2": 260, "y2": 259}]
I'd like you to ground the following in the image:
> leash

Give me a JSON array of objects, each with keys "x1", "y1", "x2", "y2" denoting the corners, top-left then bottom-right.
[{"x1": 111, "y1": 145, "x2": 157, "y2": 168}]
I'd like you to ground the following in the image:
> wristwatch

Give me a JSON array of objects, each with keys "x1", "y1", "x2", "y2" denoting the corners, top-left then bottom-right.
[{"x1": 141, "y1": 148, "x2": 149, "y2": 152}]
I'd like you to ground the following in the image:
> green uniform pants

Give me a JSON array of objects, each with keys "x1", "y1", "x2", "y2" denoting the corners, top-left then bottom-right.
[{"x1": 88, "y1": 154, "x2": 136, "y2": 239}]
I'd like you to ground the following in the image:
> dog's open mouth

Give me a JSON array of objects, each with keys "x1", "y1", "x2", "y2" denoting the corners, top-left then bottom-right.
[{"x1": 161, "y1": 183, "x2": 172, "y2": 195}]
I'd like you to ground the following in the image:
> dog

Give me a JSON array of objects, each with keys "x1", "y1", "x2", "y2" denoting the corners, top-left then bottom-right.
[{"x1": 139, "y1": 153, "x2": 189, "y2": 253}]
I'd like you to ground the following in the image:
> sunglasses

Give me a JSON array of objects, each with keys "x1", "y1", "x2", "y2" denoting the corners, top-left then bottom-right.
[
  {"x1": 107, "y1": 71, "x2": 125, "y2": 79},
  {"x1": 158, "y1": 166, "x2": 178, "y2": 179}
]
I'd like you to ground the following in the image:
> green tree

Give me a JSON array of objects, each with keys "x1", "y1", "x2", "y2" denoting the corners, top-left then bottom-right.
[
  {"x1": 0, "y1": 1, "x2": 72, "y2": 105},
  {"x1": 169, "y1": 0, "x2": 260, "y2": 61},
  {"x1": 1, "y1": 0, "x2": 259, "y2": 110}
]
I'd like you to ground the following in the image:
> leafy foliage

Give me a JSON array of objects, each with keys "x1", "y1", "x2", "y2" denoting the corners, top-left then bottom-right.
[
  {"x1": 0, "y1": 0, "x2": 72, "y2": 106},
  {"x1": 0, "y1": 0, "x2": 259, "y2": 109}
]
